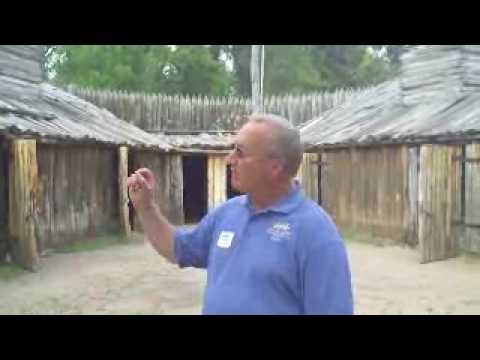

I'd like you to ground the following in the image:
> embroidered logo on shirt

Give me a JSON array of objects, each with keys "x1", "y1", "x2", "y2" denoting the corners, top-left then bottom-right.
[
  {"x1": 267, "y1": 222, "x2": 291, "y2": 242},
  {"x1": 217, "y1": 231, "x2": 235, "y2": 248}
]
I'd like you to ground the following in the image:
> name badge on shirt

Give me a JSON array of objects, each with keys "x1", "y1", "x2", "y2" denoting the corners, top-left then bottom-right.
[{"x1": 217, "y1": 231, "x2": 235, "y2": 248}]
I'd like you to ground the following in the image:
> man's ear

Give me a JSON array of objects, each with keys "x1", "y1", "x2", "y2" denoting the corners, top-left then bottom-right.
[{"x1": 271, "y1": 158, "x2": 286, "y2": 177}]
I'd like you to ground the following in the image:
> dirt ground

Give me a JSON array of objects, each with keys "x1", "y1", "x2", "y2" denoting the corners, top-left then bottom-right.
[{"x1": 1, "y1": 238, "x2": 480, "y2": 315}]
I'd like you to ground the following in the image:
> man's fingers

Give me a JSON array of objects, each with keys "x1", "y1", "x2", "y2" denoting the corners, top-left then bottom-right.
[
  {"x1": 127, "y1": 175, "x2": 141, "y2": 190},
  {"x1": 127, "y1": 169, "x2": 154, "y2": 198},
  {"x1": 127, "y1": 174, "x2": 145, "y2": 191},
  {"x1": 134, "y1": 172, "x2": 152, "y2": 191},
  {"x1": 136, "y1": 168, "x2": 154, "y2": 183},
  {"x1": 127, "y1": 176, "x2": 137, "y2": 188}
]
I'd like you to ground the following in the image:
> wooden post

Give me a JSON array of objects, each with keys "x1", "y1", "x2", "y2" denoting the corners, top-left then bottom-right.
[
  {"x1": 9, "y1": 139, "x2": 40, "y2": 271},
  {"x1": 251, "y1": 45, "x2": 264, "y2": 113},
  {"x1": 208, "y1": 155, "x2": 227, "y2": 210},
  {"x1": 298, "y1": 153, "x2": 319, "y2": 203},
  {"x1": 418, "y1": 145, "x2": 460, "y2": 263},
  {"x1": 407, "y1": 146, "x2": 420, "y2": 246},
  {"x1": 118, "y1": 146, "x2": 131, "y2": 237},
  {"x1": 462, "y1": 144, "x2": 480, "y2": 253},
  {"x1": 296, "y1": 158, "x2": 303, "y2": 183}
]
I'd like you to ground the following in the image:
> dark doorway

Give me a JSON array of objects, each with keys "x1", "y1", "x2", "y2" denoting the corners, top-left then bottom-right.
[
  {"x1": 183, "y1": 155, "x2": 208, "y2": 224},
  {"x1": 226, "y1": 165, "x2": 243, "y2": 199},
  {"x1": 127, "y1": 150, "x2": 136, "y2": 231}
]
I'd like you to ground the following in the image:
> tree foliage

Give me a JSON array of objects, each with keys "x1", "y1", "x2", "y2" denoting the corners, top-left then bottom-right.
[
  {"x1": 46, "y1": 45, "x2": 409, "y2": 96},
  {"x1": 50, "y1": 45, "x2": 234, "y2": 96}
]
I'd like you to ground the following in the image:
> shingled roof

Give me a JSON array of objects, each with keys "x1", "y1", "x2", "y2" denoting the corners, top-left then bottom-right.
[
  {"x1": 0, "y1": 46, "x2": 172, "y2": 151},
  {"x1": 159, "y1": 132, "x2": 234, "y2": 152},
  {"x1": 300, "y1": 45, "x2": 480, "y2": 150}
]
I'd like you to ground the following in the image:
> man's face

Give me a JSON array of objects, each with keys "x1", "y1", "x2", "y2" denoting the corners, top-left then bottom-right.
[{"x1": 226, "y1": 121, "x2": 281, "y2": 194}]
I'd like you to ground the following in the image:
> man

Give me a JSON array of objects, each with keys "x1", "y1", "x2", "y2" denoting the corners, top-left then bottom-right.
[{"x1": 127, "y1": 113, "x2": 353, "y2": 315}]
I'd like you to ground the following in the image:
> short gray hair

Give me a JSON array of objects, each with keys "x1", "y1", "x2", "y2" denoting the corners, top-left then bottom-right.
[{"x1": 248, "y1": 113, "x2": 303, "y2": 177}]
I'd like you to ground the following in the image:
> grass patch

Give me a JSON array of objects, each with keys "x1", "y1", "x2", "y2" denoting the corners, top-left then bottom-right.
[
  {"x1": 458, "y1": 250, "x2": 480, "y2": 264},
  {"x1": 54, "y1": 232, "x2": 143, "y2": 254},
  {"x1": 0, "y1": 263, "x2": 28, "y2": 281},
  {"x1": 340, "y1": 228, "x2": 392, "y2": 247}
]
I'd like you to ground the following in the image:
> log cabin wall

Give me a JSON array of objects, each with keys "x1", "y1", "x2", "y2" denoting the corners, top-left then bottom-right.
[
  {"x1": 320, "y1": 145, "x2": 415, "y2": 245},
  {"x1": 35, "y1": 144, "x2": 120, "y2": 250},
  {"x1": 130, "y1": 150, "x2": 184, "y2": 229},
  {"x1": 0, "y1": 137, "x2": 9, "y2": 261}
]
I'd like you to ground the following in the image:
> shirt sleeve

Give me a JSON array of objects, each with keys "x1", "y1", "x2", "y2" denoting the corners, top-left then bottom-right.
[
  {"x1": 303, "y1": 239, "x2": 354, "y2": 315},
  {"x1": 174, "y1": 208, "x2": 218, "y2": 269}
]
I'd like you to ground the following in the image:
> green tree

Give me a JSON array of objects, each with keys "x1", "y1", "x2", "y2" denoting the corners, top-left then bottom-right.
[
  {"x1": 264, "y1": 45, "x2": 322, "y2": 94},
  {"x1": 46, "y1": 45, "x2": 402, "y2": 96},
  {"x1": 163, "y1": 45, "x2": 235, "y2": 96},
  {"x1": 370, "y1": 45, "x2": 409, "y2": 74},
  {"x1": 42, "y1": 45, "x2": 58, "y2": 81},
  {"x1": 222, "y1": 45, "x2": 396, "y2": 95},
  {"x1": 51, "y1": 45, "x2": 168, "y2": 91},
  {"x1": 306, "y1": 45, "x2": 391, "y2": 90},
  {"x1": 230, "y1": 45, "x2": 252, "y2": 96},
  {"x1": 49, "y1": 45, "x2": 234, "y2": 96}
]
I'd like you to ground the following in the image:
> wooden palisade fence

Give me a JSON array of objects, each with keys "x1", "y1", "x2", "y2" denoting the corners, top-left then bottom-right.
[{"x1": 67, "y1": 86, "x2": 370, "y2": 131}]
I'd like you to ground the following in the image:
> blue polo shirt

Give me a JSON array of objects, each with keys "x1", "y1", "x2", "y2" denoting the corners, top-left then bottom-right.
[{"x1": 174, "y1": 182, "x2": 354, "y2": 315}]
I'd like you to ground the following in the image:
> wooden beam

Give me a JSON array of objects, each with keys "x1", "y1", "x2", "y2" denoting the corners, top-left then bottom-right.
[
  {"x1": 118, "y1": 146, "x2": 131, "y2": 237},
  {"x1": 208, "y1": 155, "x2": 227, "y2": 210},
  {"x1": 302, "y1": 153, "x2": 319, "y2": 203},
  {"x1": 9, "y1": 139, "x2": 40, "y2": 271},
  {"x1": 171, "y1": 148, "x2": 232, "y2": 155},
  {"x1": 251, "y1": 45, "x2": 265, "y2": 113}
]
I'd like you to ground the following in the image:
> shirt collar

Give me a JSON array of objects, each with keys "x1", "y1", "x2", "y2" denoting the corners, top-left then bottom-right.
[{"x1": 241, "y1": 180, "x2": 305, "y2": 215}]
